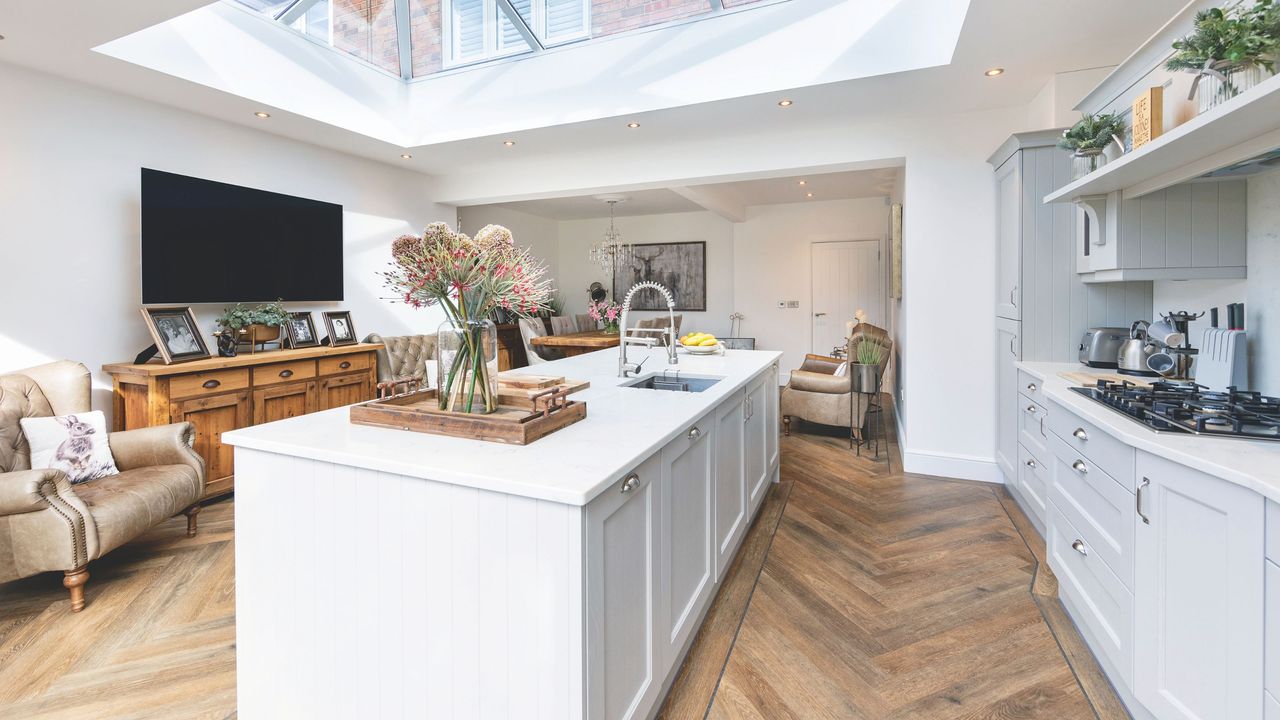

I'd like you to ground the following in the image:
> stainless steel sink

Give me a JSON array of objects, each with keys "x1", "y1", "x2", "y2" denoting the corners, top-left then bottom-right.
[{"x1": 622, "y1": 372, "x2": 723, "y2": 393}]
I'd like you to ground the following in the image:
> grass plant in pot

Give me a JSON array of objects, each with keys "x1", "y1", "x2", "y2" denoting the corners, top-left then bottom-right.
[
  {"x1": 851, "y1": 339, "x2": 886, "y2": 394},
  {"x1": 1058, "y1": 113, "x2": 1127, "y2": 179},
  {"x1": 383, "y1": 223, "x2": 552, "y2": 414},
  {"x1": 1167, "y1": 1, "x2": 1280, "y2": 113},
  {"x1": 214, "y1": 299, "x2": 289, "y2": 356}
]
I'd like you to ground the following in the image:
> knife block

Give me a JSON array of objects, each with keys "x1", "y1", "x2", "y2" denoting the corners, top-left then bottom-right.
[{"x1": 1197, "y1": 328, "x2": 1248, "y2": 391}]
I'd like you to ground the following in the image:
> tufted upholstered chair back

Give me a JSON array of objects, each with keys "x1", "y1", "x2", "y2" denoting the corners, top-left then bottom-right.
[
  {"x1": 364, "y1": 334, "x2": 436, "y2": 384},
  {"x1": 0, "y1": 361, "x2": 91, "y2": 474}
]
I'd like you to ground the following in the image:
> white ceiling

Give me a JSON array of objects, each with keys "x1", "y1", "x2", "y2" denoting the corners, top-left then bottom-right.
[
  {"x1": 0, "y1": 0, "x2": 1187, "y2": 191},
  {"x1": 484, "y1": 167, "x2": 903, "y2": 219}
]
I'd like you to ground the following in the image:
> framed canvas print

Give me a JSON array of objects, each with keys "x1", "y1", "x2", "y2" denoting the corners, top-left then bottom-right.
[
  {"x1": 141, "y1": 306, "x2": 210, "y2": 364},
  {"x1": 286, "y1": 311, "x2": 320, "y2": 348},
  {"x1": 324, "y1": 311, "x2": 358, "y2": 346},
  {"x1": 612, "y1": 241, "x2": 707, "y2": 311}
]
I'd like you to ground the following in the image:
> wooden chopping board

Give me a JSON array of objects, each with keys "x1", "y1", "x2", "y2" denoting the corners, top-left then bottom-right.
[
  {"x1": 496, "y1": 372, "x2": 564, "y2": 389},
  {"x1": 495, "y1": 374, "x2": 590, "y2": 408},
  {"x1": 1058, "y1": 370, "x2": 1155, "y2": 388}
]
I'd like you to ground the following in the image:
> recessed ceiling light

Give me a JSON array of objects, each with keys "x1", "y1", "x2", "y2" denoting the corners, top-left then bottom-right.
[
  {"x1": 806, "y1": 192, "x2": 814, "y2": 198},
  {"x1": 797, "y1": 180, "x2": 807, "y2": 186},
  {"x1": 777, "y1": 99, "x2": 794, "y2": 107},
  {"x1": 984, "y1": 67, "x2": 1005, "y2": 77},
  {"x1": 503, "y1": 139, "x2": 516, "y2": 147},
  {"x1": 254, "y1": 111, "x2": 271, "y2": 118},
  {"x1": 400, "y1": 153, "x2": 412, "y2": 159},
  {"x1": 627, "y1": 122, "x2": 640, "y2": 129}
]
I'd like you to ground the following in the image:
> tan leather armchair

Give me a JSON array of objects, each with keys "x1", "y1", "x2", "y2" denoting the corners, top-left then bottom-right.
[
  {"x1": 0, "y1": 361, "x2": 205, "y2": 612},
  {"x1": 781, "y1": 324, "x2": 893, "y2": 443},
  {"x1": 366, "y1": 333, "x2": 435, "y2": 395}
]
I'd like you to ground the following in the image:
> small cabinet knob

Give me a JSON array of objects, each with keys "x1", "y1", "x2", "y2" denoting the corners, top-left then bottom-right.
[
  {"x1": 1073, "y1": 427, "x2": 1089, "y2": 441},
  {"x1": 1027, "y1": 382, "x2": 1037, "y2": 392},
  {"x1": 688, "y1": 426, "x2": 701, "y2": 440},
  {"x1": 1072, "y1": 459, "x2": 1089, "y2": 474},
  {"x1": 620, "y1": 473, "x2": 640, "y2": 494},
  {"x1": 1071, "y1": 539, "x2": 1087, "y2": 556},
  {"x1": 1025, "y1": 459, "x2": 1036, "y2": 469},
  {"x1": 1024, "y1": 405, "x2": 1037, "y2": 414}
]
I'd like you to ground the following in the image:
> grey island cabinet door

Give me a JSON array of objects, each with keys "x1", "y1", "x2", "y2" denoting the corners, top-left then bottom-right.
[
  {"x1": 1133, "y1": 452, "x2": 1264, "y2": 720},
  {"x1": 659, "y1": 410, "x2": 715, "y2": 669},
  {"x1": 714, "y1": 389, "x2": 747, "y2": 580}
]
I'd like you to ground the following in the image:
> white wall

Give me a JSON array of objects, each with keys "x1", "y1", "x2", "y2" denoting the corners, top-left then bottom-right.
[
  {"x1": 732, "y1": 198, "x2": 891, "y2": 376},
  {"x1": 556, "y1": 211, "x2": 735, "y2": 334},
  {"x1": 0, "y1": 63, "x2": 454, "y2": 422},
  {"x1": 1248, "y1": 169, "x2": 1280, "y2": 395},
  {"x1": 459, "y1": 205, "x2": 561, "y2": 290}
]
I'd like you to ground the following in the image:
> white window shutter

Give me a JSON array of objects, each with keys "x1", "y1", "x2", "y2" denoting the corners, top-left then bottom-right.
[
  {"x1": 544, "y1": 0, "x2": 586, "y2": 40},
  {"x1": 498, "y1": 0, "x2": 532, "y2": 51},
  {"x1": 451, "y1": 0, "x2": 486, "y2": 60}
]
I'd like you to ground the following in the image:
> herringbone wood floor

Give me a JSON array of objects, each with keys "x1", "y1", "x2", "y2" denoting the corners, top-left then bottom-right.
[{"x1": 0, "y1": 400, "x2": 1121, "y2": 719}]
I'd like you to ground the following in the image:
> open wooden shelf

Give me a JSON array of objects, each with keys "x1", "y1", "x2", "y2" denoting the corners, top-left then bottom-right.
[{"x1": 1044, "y1": 73, "x2": 1280, "y2": 204}]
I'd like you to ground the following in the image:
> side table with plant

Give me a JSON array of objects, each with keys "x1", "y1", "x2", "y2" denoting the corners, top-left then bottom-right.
[
  {"x1": 1167, "y1": 1, "x2": 1280, "y2": 112},
  {"x1": 213, "y1": 299, "x2": 290, "y2": 356},
  {"x1": 850, "y1": 339, "x2": 886, "y2": 395},
  {"x1": 1058, "y1": 112, "x2": 1128, "y2": 179}
]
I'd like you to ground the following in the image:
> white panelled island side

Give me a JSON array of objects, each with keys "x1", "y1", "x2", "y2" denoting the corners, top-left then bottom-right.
[{"x1": 223, "y1": 346, "x2": 782, "y2": 720}]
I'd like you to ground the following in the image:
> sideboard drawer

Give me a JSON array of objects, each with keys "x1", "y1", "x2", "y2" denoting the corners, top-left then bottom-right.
[
  {"x1": 1047, "y1": 401, "x2": 1135, "y2": 490},
  {"x1": 170, "y1": 368, "x2": 250, "y2": 399},
  {"x1": 319, "y1": 353, "x2": 370, "y2": 376},
  {"x1": 253, "y1": 360, "x2": 317, "y2": 386}
]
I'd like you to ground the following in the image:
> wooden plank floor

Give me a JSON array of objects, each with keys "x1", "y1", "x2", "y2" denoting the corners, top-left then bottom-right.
[{"x1": 0, "y1": 398, "x2": 1123, "y2": 719}]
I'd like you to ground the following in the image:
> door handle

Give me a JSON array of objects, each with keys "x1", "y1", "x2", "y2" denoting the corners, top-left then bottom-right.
[
  {"x1": 1071, "y1": 539, "x2": 1087, "y2": 556},
  {"x1": 279, "y1": 369, "x2": 294, "y2": 378},
  {"x1": 1071, "y1": 459, "x2": 1088, "y2": 474},
  {"x1": 1009, "y1": 338, "x2": 1017, "y2": 356},
  {"x1": 339, "y1": 361, "x2": 351, "y2": 370},
  {"x1": 1137, "y1": 477, "x2": 1151, "y2": 524},
  {"x1": 1010, "y1": 285, "x2": 1018, "y2": 307},
  {"x1": 1072, "y1": 427, "x2": 1088, "y2": 441},
  {"x1": 688, "y1": 426, "x2": 701, "y2": 441},
  {"x1": 620, "y1": 473, "x2": 640, "y2": 494},
  {"x1": 1026, "y1": 382, "x2": 1037, "y2": 392},
  {"x1": 1024, "y1": 404, "x2": 1037, "y2": 415},
  {"x1": 814, "y1": 312, "x2": 827, "y2": 317},
  {"x1": 1025, "y1": 459, "x2": 1036, "y2": 469},
  {"x1": 202, "y1": 379, "x2": 221, "y2": 389}
]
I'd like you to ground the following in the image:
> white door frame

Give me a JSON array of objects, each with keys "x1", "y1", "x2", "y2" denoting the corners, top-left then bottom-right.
[{"x1": 809, "y1": 238, "x2": 885, "y2": 355}]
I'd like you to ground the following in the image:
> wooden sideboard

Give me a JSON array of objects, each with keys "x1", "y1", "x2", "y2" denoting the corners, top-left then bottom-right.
[{"x1": 104, "y1": 344, "x2": 379, "y2": 500}]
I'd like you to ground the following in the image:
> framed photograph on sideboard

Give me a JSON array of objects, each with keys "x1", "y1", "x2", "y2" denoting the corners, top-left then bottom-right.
[{"x1": 140, "y1": 306, "x2": 211, "y2": 364}]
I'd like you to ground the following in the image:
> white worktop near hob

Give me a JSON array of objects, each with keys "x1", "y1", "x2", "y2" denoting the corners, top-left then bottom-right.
[{"x1": 1018, "y1": 361, "x2": 1280, "y2": 501}]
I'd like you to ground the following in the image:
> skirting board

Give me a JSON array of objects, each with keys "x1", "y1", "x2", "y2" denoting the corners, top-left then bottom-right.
[{"x1": 893, "y1": 408, "x2": 1002, "y2": 484}]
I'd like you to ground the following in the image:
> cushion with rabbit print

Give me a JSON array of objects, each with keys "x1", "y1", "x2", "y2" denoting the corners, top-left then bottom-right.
[{"x1": 19, "y1": 411, "x2": 119, "y2": 484}]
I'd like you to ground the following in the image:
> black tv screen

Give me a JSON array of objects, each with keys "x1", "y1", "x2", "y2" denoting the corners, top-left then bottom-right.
[{"x1": 141, "y1": 169, "x2": 344, "y2": 304}]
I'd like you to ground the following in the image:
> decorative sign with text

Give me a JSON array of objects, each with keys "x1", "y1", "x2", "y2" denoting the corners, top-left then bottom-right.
[{"x1": 1132, "y1": 86, "x2": 1164, "y2": 149}]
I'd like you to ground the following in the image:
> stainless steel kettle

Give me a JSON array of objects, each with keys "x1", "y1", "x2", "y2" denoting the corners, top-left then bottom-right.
[{"x1": 1117, "y1": 320, "x2": 1160, "y2": 377}]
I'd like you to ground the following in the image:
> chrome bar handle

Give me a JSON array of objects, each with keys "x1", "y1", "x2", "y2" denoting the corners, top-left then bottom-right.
[{"x1": 1137, "y1": 477, "x2": 1151, "y2": 524}]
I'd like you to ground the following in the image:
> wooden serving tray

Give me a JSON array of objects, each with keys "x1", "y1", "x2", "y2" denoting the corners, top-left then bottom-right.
[{"x1": 349, "y1": 388, "x2": 586, "y2": 445}]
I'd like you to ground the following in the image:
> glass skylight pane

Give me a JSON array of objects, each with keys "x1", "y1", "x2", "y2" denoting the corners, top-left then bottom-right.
[
  {"x1": 498, "y1": 0, "x2": 532, "y2": 51},
  {"x1": 721, "y1": 0, "x2": 765, "y2": 7},
  {"x1": 235, "y1": 0, "x2": 298, "y2": 16},
  {"x1": 592, "y1": 0, "x2": 712, "y2": 37}
]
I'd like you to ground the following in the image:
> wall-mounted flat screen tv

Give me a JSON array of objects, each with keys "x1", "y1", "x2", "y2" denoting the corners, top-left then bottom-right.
[{"x1": 141, "y1": 168, "x2": 344, "y2": 304}]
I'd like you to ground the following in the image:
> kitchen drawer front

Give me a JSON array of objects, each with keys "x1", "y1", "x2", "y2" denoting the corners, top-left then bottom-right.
[
  {"x1": 1048, "y1": 503, "x2": 1134, "y2": 689},
  {"x1": 169, "y1": 368, "x2": 250, "y2": 399},
  {"x1": 253, "y1": 359, "x2": 317, "y2": 386},
  {"x1": 1017, "y1": 398, "x2": 1049, "y2": 462},
  {"x1": 319, "y1": 353, "x2": 370, "y2": 376},
  {"x1": 1047, "y1": 402, "x2": 1135, "y2": 490},
  {"x1": 1016, "y1": 443, "x2": 1048, "y2": 523},
  {"x1": 1017, "y1": 369, "x2": 1045, "y2": 407},
  {"x1": 1050, "y1": 435, "x2": 1134, "y2": 590}
]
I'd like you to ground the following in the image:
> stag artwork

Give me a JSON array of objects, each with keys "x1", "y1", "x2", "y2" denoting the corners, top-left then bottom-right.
[{"x1": 612, "y1": 242, "x2": 707, "y2": 311}]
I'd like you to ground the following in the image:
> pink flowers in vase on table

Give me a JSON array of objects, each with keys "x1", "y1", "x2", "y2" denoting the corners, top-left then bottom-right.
[{"x1": 587, "y1": 298, "x2": 622, "y2": 333}]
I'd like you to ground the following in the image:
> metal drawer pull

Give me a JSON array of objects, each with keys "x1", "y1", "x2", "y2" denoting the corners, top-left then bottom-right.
[
  {"x1": 1025, "y1": 459, "x2": 1036, "y2": 469},
  {"x1": 339, "y1": 361, "x2": 351, "y2": 369},
  {"x1": 620, "y1": 473, "x2": 640, "y2": 494},
  {"x1": 688, "y1": 426, "x2": 701, "y2": 440},
  {"x1": 1024, "y1": 405, "x2": 1037, "y2": 414},
  {"x1": 1072, "y1": 427, "x2": 1089, "y2": 441},
  {"x1": 1071, "y1": 460, "x2": 1088, "y2": 474},
  {"x1": 1137, "y1": 478, "x2": 1151, "y2": 525},
  {"x1": 202, "y1": 379, "x2": 221, "y2": 389},
  {"x1": 1071, "y1": 539, "x2": 1087, "y2": 556},
  {"x1": 279, "y1": 369, "x2": 294, "y2": 378},
  {"x1": 1027, "y1": 382, "x2": 1037, "y2": 392}
]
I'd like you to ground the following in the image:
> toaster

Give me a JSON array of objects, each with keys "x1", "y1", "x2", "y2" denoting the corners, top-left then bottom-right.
[{"x1": 1078, "y1": 327, "x2": 1129, "y2": 368}]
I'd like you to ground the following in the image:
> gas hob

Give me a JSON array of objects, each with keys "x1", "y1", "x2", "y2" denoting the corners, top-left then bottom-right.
[{"x1": 1070, "y1": 379, "x2": 1280, "y2": 442}]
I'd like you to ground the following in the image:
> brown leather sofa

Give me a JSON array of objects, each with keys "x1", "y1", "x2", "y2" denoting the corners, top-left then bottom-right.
[
  {"x1": 781, "y1": 323, "x2": 893, "y2": 443},
  {"x1": 0, "y1": 361, "x2": 205, "y2": 612}
]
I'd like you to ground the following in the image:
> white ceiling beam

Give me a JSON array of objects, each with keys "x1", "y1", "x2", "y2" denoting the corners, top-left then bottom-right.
[
  {"x1": 276, "y1": 0, "x2": 324, "y2": 25},
  {"x1": 496, "y1": 0, "x2": 545, "y2": 52},
  {"x1": 393, "y1": 0, "x2": 413, "y2": 80},
  {"x1": 669, "y1": 185, "x2": 746, "y2": 223}
]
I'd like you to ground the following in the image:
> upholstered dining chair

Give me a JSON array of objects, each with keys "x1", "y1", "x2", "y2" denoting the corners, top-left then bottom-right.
[
  {"x1": 781, "y1": 323, "x2": 893, "y2": 444},
  {"x1": 550, "y1": 316, "x2": 579, "y2": 335},
  {"x1": 365, "y1": 333, "x2": 435, "y2": 396},
  {"x1": 0, "y1": 360, "x2": 206, "y2": 612},
  {"x1": 518, "y1": 317, "x2": 561, "y2": 365},
  {"x1": 575, "y1": 313, "x2": 597, "y2": 332}
]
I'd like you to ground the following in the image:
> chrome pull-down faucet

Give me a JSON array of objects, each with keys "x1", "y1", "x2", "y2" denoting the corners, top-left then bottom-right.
[{"x1": 618, "y1": 281, "x2": 679, "y2": 377}]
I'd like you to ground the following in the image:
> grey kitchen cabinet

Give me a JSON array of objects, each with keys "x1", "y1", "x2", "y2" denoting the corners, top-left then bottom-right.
[
  {"x1": 713, "y1": 389, "x2": 747, "y2": 580},
  {"x1": 659, "y1": 410, "x2": 715, "y2": 669},
  {"x1": 995, "y1": 317, "x2": 1020, "y2": 484},
  {"x1": 744, "y1": 374, "x2": 770, "y2": 513}
]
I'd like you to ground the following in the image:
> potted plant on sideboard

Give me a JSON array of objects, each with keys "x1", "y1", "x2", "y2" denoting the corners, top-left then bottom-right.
[
  {"x1": 1167, "y1": 1, "x2": 1280, "y2": 114},
  {"x1": 214, "y1": 299, "x2": 290, "y2": 356},
  {"x1": 1058, "y1": 112, "x2": 1128, "y2": 179}
]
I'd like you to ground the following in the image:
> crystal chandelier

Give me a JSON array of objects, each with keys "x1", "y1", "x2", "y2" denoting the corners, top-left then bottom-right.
[{"x1": 590, "y1": 198, "x2": 633, "y2": 273}]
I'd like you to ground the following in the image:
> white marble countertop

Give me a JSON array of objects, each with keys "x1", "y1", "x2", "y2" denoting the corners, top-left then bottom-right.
[
  {"x1": 1018, "y1": 361, "x2": 1280, "y2": 501},
  {"x1": 224, "y1": 346, "x2": 781, "y2": 506}
]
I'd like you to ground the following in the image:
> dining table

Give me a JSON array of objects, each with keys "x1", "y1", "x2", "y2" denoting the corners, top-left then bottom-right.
[{"x1": 530, "y1": 330, "x2": 622, "y2": 357}]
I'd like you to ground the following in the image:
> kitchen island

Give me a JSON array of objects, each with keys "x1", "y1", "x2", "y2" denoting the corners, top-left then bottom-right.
[{"x1": 224, "y1": 346, "x2": 781, "y2": 720}]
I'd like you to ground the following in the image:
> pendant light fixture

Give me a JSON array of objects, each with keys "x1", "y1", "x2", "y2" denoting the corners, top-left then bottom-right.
[{"x1": 590, "y1": 195, "x2": 633, "y2": 273}]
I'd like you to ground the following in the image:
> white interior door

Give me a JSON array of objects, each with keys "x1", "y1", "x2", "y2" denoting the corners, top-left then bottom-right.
[{"x1": 811, "y1": 240, "x2": 884, "y2": 355}]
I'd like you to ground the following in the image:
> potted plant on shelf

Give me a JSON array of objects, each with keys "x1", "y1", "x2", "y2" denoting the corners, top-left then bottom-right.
[
  {"x1": 851, "y1": 339, "x2": 885, "y2": 394},
  {"x1": 587, "y1": 297, "x2": 622, "y2": 334},
  {"x1": 382, "y1": 223, "x2": 551, "y2": 414},
  {"x1": 1058, "y1": 112, "x2": 1128, "y2": 179},
  {"x1": 1166, "y1": 1, "x2": 1280, "y2": 113},
  {"x1": 213, "y1": 299, "x2": 290, "y2": 356}
]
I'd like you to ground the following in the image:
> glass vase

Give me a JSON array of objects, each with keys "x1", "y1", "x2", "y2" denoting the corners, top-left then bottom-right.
[
  {"x1": 1197, "y1": 62, "x2": 1270, "y2": 114},
  {"x1": 1072, "y1": 149, "x2": 1106, "y2": 180},
  {"x1": 436, "y1": 319, "x2": 499, "y2": 414}
]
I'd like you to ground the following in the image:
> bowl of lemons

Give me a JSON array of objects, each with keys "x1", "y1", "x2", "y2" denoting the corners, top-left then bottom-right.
[{"x1": 679, "y1": 332, "x2": 722, "y2": 355}]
